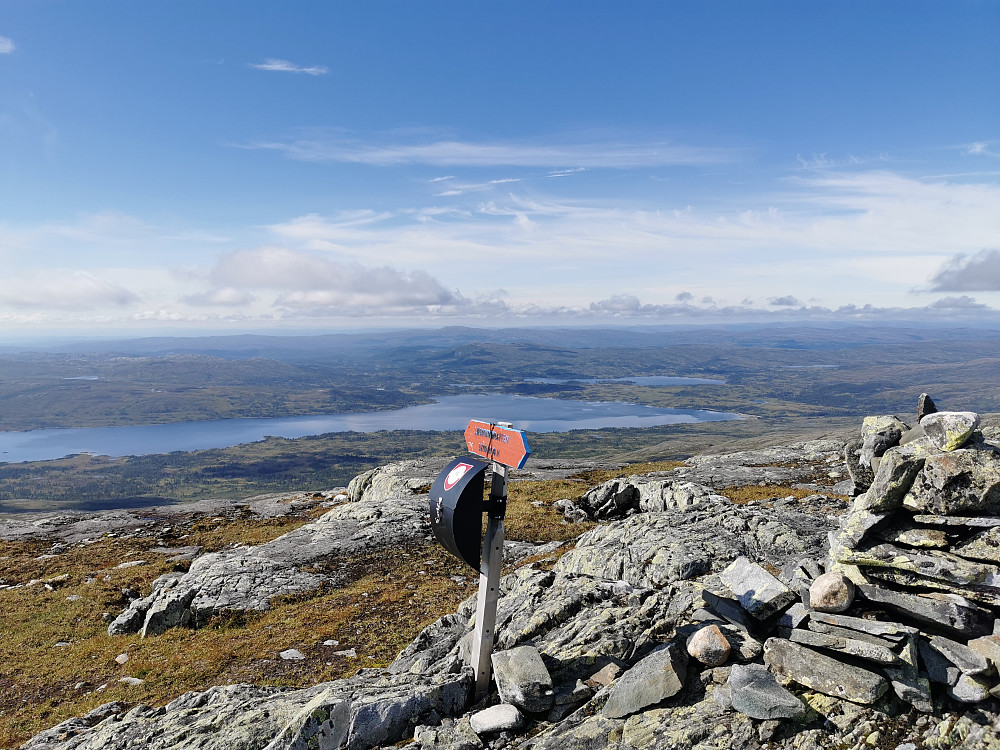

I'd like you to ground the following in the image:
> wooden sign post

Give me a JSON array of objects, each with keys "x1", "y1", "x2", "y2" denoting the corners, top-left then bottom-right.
[{"x1": 462, "y1": 420, "x2": 530, "y2": 699}]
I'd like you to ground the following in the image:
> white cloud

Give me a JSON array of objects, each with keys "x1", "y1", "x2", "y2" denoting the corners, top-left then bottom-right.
[
  {"x1": 0, "y1": 270, "x2": 138, "y2": 310},
  {"x1": 182, "y1": 287, "x2": 257, "y2": 307},
  {"x1": 927, "y1": 249, "x2": 1000, "y2": 291},
  {"x1": 248, "y1": 58, "x2": 328, "y2": 76},
  {"x1": 0, "y1": 36, "x2": 14, "y2": 54},
  {"x1": 927, "y1": 295, "x2": 988, "y2": 310},
  {"x1": 769, "y1": 295, "x2": 802, "y2": 307},
  {"x1": 241, "y1": 134, "x2": 739, "y2": 168},
  {"x1": 207, "y1": 246, "x2": 475, "y2": 315}
]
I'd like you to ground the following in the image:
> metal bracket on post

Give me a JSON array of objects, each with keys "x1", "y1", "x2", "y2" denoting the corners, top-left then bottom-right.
[{"x1": 471, "y1": 425, "x2": 511, "y2": 700}]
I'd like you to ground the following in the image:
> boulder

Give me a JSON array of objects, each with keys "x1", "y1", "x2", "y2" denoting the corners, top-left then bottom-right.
[
  {"x1": 719, "y1": 556, "x2": 796, "y2": 620},
  {"x1": 903, "y1": 447, "x2": 1000, "y2": 515},
  {"x1": 921, "y1": 411, "x2": 980, "y2": 452},
  {"x1": 491, "y1": 645, "x2": 554, "y2": 713}
]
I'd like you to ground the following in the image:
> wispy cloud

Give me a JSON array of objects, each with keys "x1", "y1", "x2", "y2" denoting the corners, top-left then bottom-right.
[
  {"x1": 248, "y1": 58, "x2": 329, "y2": 76},
  {"x1": 547, "y1": 167, "x2": 586, "y2": 178},
  {"x1": 965, "y1": 141, "x2": 998, "y2": 157},
  {"x1": 241, "y1": 133, "x2": 739, "y2": 168},
  {"x1": 0, "y1": 270, "x2": 138, "y2": 310},
  {"x1": 0, "y1": 36, "x2": 14, "y2": 54}
]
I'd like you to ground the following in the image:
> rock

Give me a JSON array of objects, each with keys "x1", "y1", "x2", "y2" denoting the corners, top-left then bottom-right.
[
  {"x1": 140, "y1": 587, "x2": 196, "y2": 638},
  {"x1": 490, "y1": 645, "x2": 554, "y2": 713},
  {"x1": 884, "y1": 635, "x2": 934, "y2": 714},
  {"x1": 809, "y1": 571, "x2": 855, "y2": 613},
  {"x1": 602, "y1": 641, "x2": 687, "y2": 719},
  {"x1": 789, "y1": 628, "x2": 899, "y2": 666},
  {"x1": 860, "y1": 426, "x2": 904, "y2": 468},
  {"x1": 719, "y1": 556, "x2": 796, "y2": 620},
  {"x1": 763, "y1": 638, "x2": 889, "y2": 704},
  {"x1": 926, "y1": 635, "x2": 990, "y2": 675},
  {"x1": 554, "y1": 497, "x2": 833, "y2": 590},
  {"x1": 844, "y1": 438, "x2": 874, "y2": 494},
  {"x1": 861, "y1": 416, "x2": 910, "y2": 442},
  {"x1": 108, "y1": 596, "x2": 153, "y2": 636},
  {"x1": 903, "y1": 446, "x2": 1000, "y2": 515},
  {"x1": 875, "y1": 523, "x2": 949, "y2": 548},
  {"x1": 700, "y1": 591, "x2": 756, "y2": 632},
  {"x1": 857, "y1": 584, "x2": 994, "y2": 639},
  {"x1": 118, "y1": 677, "x2": 144, "y2": 687},
  {"x1": 577, "y1": 477, "x2": 723, "y2": 520},
  {"x1": 921, "y1": 411, "x2": 980, "y2": 452},
  {"x1": 777, "y1": 602, "x2": 810, "y2": 629},
  {"x1": 952, "y1": 526, "x2": 1000, "y2": 563},
  {"x1": 857, "y1": 444, "x2": 928, "y2": 512},
  {"x1": 110, "y1": 459, "x2": 446, "y2": 637},
  {"x1": 947, "y1": 672, "x2": 992, "y2": 703},
  {"x1": 807, "y1": 611, "x2": 917, "y2": 641},
  {"x1": 686, "y1": 624, "x2": 731, "y2": 667},
  {"x1": 838, "y1": 542, "x2": 999, "y2": 588},
  {"x1": 917, "y1": 638, "x2": 961, "y2": 685},
  {"x1": 917, "y1": 393, "x2": 938, "y2": 421},
  {"x1": 280, "y1": 649, "x2": 306, "y2": 661},
  {"x1": 114, "y1": 653, "x2": 129, "y2": 665},
  {"x1": 967, "y1": 634, "x2": 1000, "y2": 670},
  {"x1": 727, "y1": 663, "x2": 805, "y2": 720},
  {"x1": 469, "y1": 704, "x2": 524, "y2": 735},
  {"x1": 414, "y1": 717, "x2": 483, "y2": 749}
]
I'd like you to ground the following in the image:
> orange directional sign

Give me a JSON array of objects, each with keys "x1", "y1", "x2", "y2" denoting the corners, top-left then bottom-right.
[{"x1": 464, "y1": 420, "x2": 531, "y2": 469}]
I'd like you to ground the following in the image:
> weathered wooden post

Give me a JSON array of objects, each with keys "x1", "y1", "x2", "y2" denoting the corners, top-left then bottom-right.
[{"x1": 428, "y1": 419, "x2": 530, "y2": 701}]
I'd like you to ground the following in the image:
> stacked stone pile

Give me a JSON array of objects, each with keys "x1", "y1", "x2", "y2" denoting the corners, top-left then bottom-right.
[{"x1": 674, "y1": 397, "x2": 1000, "y2": 725}]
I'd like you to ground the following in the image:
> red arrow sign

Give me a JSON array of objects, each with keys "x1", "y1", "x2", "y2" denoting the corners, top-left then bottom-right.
[{"x1": 464, "y1": 420, "x2": 531, "y2": 469}]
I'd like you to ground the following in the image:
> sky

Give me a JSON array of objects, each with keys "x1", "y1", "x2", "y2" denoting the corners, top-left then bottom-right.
[{"x1": 1, "y1": 1, "x2": 999, "y2": 337}]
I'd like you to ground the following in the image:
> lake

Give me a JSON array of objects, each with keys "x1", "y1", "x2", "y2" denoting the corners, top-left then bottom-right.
[
  {"x1": 524, "y1": 376, "x2": 726, "y2": 385},
  {"x1": 0, "y1": 394, "x2": 742, "y2": 463}
]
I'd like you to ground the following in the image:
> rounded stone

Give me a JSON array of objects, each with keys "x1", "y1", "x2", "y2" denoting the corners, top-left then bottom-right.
[
  {"x1": 809, "y1": 571, "x2": 855, "y2": 613},
  {"x1": 686, "y1": 624, "x2": 732, "y2": 666},
  {"x1": 469, "y1": 703, "x2": 524, "y2": 735}
]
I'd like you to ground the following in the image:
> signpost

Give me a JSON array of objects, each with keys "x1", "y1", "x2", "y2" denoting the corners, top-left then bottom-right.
[{"x1": 429, "y1": 419, "x2": 531, "y2": 700}]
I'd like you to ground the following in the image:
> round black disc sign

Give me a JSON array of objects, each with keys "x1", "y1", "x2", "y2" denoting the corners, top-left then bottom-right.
[{"x1": 429, "y1": 457, "x2": 489, "y2": 571}]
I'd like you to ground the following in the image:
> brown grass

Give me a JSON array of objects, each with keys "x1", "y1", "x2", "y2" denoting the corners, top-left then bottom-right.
[{"x1": 0, "y1": 472, "x2": 600, "y2": 748}]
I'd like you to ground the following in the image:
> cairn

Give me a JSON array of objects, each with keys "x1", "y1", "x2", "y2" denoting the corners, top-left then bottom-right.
[{"x1": 684, "y1": 395, "x2": 1000, "y2": 719}]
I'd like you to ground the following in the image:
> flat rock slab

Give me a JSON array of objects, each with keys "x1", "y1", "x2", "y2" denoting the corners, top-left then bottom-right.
[
  {"x1": 858, "y1": 584, "x2": 994, "y2": 639},
  {"x1": 602, "y1": 641, "x2": 687, "y2": 719},
  {"x1": 491, "y1": 645, "x2": 554, "y2": 713},
  {"x1": 719, "y1": 556, "x2": 796, "y2": 620},
  {"x1": 728, "y1": 663, "x2": 805, "y2": 720},
  {"x1": 763, "y1": 637, "x2": 888, "y2": 705}
]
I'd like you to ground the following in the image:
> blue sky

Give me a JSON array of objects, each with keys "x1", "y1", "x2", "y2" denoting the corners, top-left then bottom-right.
[{"x1": 1, "y1": 1, "x2": 998, "y2": 335}]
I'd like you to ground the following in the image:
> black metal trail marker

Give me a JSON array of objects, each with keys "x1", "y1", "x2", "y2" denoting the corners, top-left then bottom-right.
[{"x1": 429, "y1": 419, "x2": 531, "y2": 699}]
